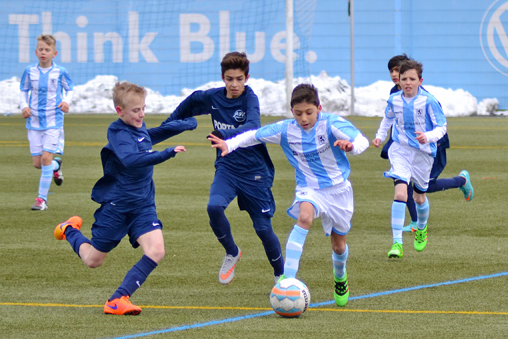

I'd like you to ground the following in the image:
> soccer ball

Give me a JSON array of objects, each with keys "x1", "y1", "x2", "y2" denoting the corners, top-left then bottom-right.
[{"x1": 270, "y1": 278, "x2": 311, "y2": 317}]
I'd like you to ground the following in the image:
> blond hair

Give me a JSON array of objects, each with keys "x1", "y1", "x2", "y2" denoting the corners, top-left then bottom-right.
[
  {"x1": 36, "y1": 34, "x2": 57, "y2": 48},
  {"x1": 112, "y1": 81, "x2": 147, "y2": 109}
]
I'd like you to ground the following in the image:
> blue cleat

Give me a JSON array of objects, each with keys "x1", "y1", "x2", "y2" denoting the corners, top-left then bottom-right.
[
  {"x1": 459, "y1": 170, "x2": 474, "y2": 202},
  {"x1": 403, "y1": 221, "x2": 417, "y2": 233}
]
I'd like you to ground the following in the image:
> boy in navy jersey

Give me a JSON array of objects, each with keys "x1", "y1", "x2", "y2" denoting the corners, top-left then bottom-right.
[
  {"x1": 161, "y1": 52, "x2": 284, "y2": 284},
  {"x1": 209, "y1": 84, "x2": 369, "y2": 307},
  {"x1": 381, "y1": 55, "x2": 474, "y2": 233},
  {"x1": 373, "y1": 60, "x2": 448, "y2": 258},
  {"x1": 54, "y1": 81, "x2": 196, "y2": 315},
  {"x1": 20, "y1": 34, "x2": 73, "y2": 210}
]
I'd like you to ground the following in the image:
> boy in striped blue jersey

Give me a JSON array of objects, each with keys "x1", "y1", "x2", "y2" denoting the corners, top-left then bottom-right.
[
  {"x1": 373, "y1": 60, "x2": 447, "y2": 258},
  {"x1": 209, "y1": 84, "x2": 369, "y2": 307},
  {"x1": 20, "y1": 35, "x2": 74, "y2": 210}
]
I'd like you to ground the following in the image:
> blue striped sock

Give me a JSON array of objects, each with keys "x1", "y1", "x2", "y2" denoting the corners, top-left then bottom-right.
[
  {"x1": 38, "y1": 165, "x2": 53, "y2": 201},
  {"x1": 52, "y1": 159, "x2": 60, "y2": 171},
  {"x1": 284, "y1": 225, "x2": 308, "y2": 278},
  {"x1": 392, "y1": 201, "x2": 406, "y2": 244},
  {"x1": 416, "y1": 197, "x2": 429, "y2": 230},
  {"x1": 332, "y1": 245, "x2": 348, "y2": 279}
]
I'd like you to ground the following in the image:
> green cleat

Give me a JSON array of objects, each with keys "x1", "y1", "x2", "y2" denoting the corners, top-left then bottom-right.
[
  {"x1": 276, "y1": 274, "x2": 287, "y2": 284},
  {"x1": 333, "y1": 270, "x2": 349, "y2": 307},
  {"x1": 414, "y1": 225, "x2": 428, "y2": 252},
  {"x1": 388, "y1": 242, "x2": 403, "y2": 258},
  {"x1": 459, "y1": 170, "x2": 474, "y2": 202},
  {"x1": 403, "y1": 221, "x2": 417, "y2": 233}
]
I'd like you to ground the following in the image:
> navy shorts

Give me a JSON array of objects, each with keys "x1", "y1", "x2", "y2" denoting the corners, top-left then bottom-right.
[
  {"x1": 91, "y1": 202, "x2": 162, "y2": 253},
  {"x1": 209, "y1": 168, "x2": 275, "y2": 218}
]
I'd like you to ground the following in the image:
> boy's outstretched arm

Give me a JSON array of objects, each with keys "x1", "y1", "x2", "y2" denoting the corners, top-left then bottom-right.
[{"x1": 149, "y1": 117, "x2": 198, "y2": 145}]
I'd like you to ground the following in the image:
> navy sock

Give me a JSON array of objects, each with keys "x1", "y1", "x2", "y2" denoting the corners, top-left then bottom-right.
[
  {"x1": 427, "y1": 177, "x2": 465, "y2": 193},
  {"x1": 207, "y1": 204, "x2": 238, "y2": 256},
  {"x1": 255, "y1": 227, "x2": 284, "y2": 276},
  {"x1": 406, "y1": 185, "x2": 418, "y2": 222},
  {"x1": 110, "y1": 255, "x2": 158, "y2": 301},
  {"x1": 65, "y1": 227, "x2": 91, "y2": 258}
]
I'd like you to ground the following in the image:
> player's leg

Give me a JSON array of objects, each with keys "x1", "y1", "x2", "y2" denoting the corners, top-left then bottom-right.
[
  {"x1": 251, "y1": 216, "x2": 284, "y2": 283},
  {"x1": 331, "y1": 232, "x2": 349, "y2": 306},
  {"x1": 105, "y1": 208, "x2": 162, "y2": 315},
  {"x1": 412, "y1": 152, "x2": 433, "y2": 252},
  {"x1": 403, "y1": 184, "x2": 418, "y2": 232},
  {"x1": 388, "y1": 180, "x2": 407, "y2": 258},
  {"x1": 207, "y1": 171, "x2": 241, "y2": 284},
  {"x1": 53, "y1": 127, "x2": 65, "y2": 186},
  {"x1": 239, "y1": 181, "x2": 284, "y2": 283},
  {"x1": 283, "y1": 199, "x2": 315, "y2": 279}
]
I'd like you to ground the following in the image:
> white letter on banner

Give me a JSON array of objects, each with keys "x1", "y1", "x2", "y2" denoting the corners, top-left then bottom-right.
[
  {"x1": 219, "y1": 11, "x2": 230, "y2": 60},
  {"x1": 270, "y1": 31, "x2": 300, "y2": 63},
  {"x1": 236, "y1": 32, "x2": 265, "y2": 63},
  {"x1": 180, "y1": 14, "x2": 214, "y2": 63},
  {"x1": 94, "y1": 32, "x2": 123, "y2": 63},
  {"x1": 9, "y1": 14, "x2": 39, "y2": 63},
  {"x1": 129, "y1": 12, "x2": 158, "y2": 63},
  {"x1": 42, "y1": 12, "x2": 71, "y2": 63}
]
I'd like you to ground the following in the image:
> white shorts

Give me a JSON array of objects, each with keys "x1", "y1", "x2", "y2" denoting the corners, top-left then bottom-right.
[
  {"x1": 28, "y1": 128, "x2": 64, "y2": 156},
  {"x1": 384, "y1": 142, "x2": 433, "y2": 191},
  {"x1": 286, "y1": 181, "x2": 354, "y2": 236}
]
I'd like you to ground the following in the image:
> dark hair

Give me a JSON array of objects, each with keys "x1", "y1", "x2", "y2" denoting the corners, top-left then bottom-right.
[
  {"x1": 290, "y1": 84, "x2": 320, "y2": 108},
  {"x1": 388, "y1": 53, "x2": 410, "y2": 70},
  {"x1": 221, "y1": 52, "x2": 249, "y2": 76},
  {"x1": 399, "y1": 60, "x2": 423, "y2": 79}
]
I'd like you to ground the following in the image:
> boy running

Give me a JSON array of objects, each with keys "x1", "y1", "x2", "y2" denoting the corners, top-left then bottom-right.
[
  {"x1": 161, "y1": 52, "x2": 284, "y2": 284},
  {"x1": 209, "y1": 84, "x2": 369, "y2": 307},
  {"x1": 54, "y1": 81, "x2": 197, "y2": 315},
  {"x1": 20, "y1": 34, "x2": 73, "y2": 210},
  {"x1": 373, "y1": 60, "x2": 447, "y2": 258}
]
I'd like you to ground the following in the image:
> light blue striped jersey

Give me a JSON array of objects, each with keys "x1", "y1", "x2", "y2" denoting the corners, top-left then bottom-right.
[
  {"x1": 20, "y1": 62, "x2": 73, "y2": 130},
  {"x1": 385, "y1": 87, "x2": 446, "y2": 157},
  {"x1": 254, "y1": 113, "x2": 360, "y2": 189}
]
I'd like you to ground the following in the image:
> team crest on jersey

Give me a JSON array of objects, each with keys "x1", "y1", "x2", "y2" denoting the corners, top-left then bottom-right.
[
  {"x1": 318, "y1": 135, "x2": 326, "y2": 144},
  {"x1": 233, "y1": 110, "x2": 246, "y2": 122},
  {"x1": 416, "y1": 108, "x2": 423, "y2": 116}
]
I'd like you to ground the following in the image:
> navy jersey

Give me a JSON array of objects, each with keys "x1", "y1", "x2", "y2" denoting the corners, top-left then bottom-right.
[
  {"x1": 91, "y1": 118, "x2": 197, "y2": 206},
  {"x1": 163, "y1": 86, "x2": 274, "y2": 184}
]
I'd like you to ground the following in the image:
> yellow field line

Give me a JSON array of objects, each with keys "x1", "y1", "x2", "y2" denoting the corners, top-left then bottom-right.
[{"x1": 1, "y1": 302, "x2": 507, "y2": 315}]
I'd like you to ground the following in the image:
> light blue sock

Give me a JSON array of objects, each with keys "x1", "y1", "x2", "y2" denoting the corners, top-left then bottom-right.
[
  {"x1": 284, "y1": 225, "x2": 308, "y2": 278},
  {"x1": 38, "y1": 165, "x2": 53, "y2": 201},
  {"x1": 392, "y1": 201, "x2": 406, "y2": 244},
  {"x1": 332, "y1": 245, "x2": 348, "y2": 279},
  {"x1": 52, "y1": 159, "x2": 60, "y2": 171},
  {"x1": 416, "y1": 197, "x2": 429, "y2": 230}
]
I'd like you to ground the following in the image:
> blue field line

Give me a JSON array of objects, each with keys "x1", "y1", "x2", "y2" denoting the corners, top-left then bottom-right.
[{"x1": 108, "y1": 271, "x2": 508, "y2": 339}]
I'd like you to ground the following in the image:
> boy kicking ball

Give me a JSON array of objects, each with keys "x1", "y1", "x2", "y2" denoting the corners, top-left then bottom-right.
[
  {"x1": 209, "y1": 84, "x2": 369, "y2": 307},
  {"x1": 54, "y1": 81, "x2": 196, "y2": 315}
]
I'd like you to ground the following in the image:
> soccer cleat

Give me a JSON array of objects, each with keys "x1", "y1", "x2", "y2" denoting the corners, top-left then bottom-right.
[
  {"x1": 31, "y1": 197, "x2": 48, "y2": 211},
  {"x1": 459, "y1": 170, "x2": 474, "y2": 202},
  {"x1": 218, "y1": 248, "x2": 242, "y2": 285},
  {"x1": 334, "y1": 270, "x2": 349, "y2": 307},
  {"x1": 387, "y1": 242, "x2": 403, "y2": 258},
  {"x1": 276, "y1": 274, "x2": 287, "y2": 284},
  {"x1": 414, "y1": 225, "x2": 428, "y2": 252},
  {"x1": 402, "y1": 221, "x2": 417, "y2": 233},
  {"x1": 104, "y1": 296, "x2": 142, "y2": 315},
  {"x1": 54, "y1": 216, "x2": 83, "y2": 240},
  {"x1": 53, "y1": 157, "x2": 64, "y2": 186}
]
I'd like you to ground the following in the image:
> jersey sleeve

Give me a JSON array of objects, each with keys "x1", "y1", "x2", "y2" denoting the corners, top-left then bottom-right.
[
  {"x1": 148, "y1": 117, "x2": 198, "y2": 145},
  {"x1": 19, "y1": 68, "x2": 31, "y2": 92},
  {"x1": 61, "y1": 69, "x2": 73, "y2": 91},
  {"x1": 163, "y1": 90, "x2": 209, "y2": 123},
  {"x1": 108, "y1": 129, "x2": 177, "y2": 168}
]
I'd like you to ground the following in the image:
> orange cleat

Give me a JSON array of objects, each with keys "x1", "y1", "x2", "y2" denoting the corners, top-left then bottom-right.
[
  {"x1": 54, "y1": 216, "x2": 83, "y2": 240},
  {"x1": 104, "y1": 296, "x2": 142, "y2": 315}
]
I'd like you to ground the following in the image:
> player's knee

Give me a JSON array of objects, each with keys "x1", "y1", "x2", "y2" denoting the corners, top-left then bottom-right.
[
  {"x1": 414, "y1": 193, "x2": 426, "y2": 205},
  {"x1": 207, "y1": 204, "x2": 225, "y2": 219},
  {"x1": 84, "y1": 256, "x2": 105, "y2": 268},
  {"x1": 297, "y1": 211, "x2": 313, "y2": 228},
  {"x1": 33, "y1": 164, "x2": 41, "y2": 169},
  {"x1": 146, "y1": 247, "x2": 165, "y2": 263}
]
